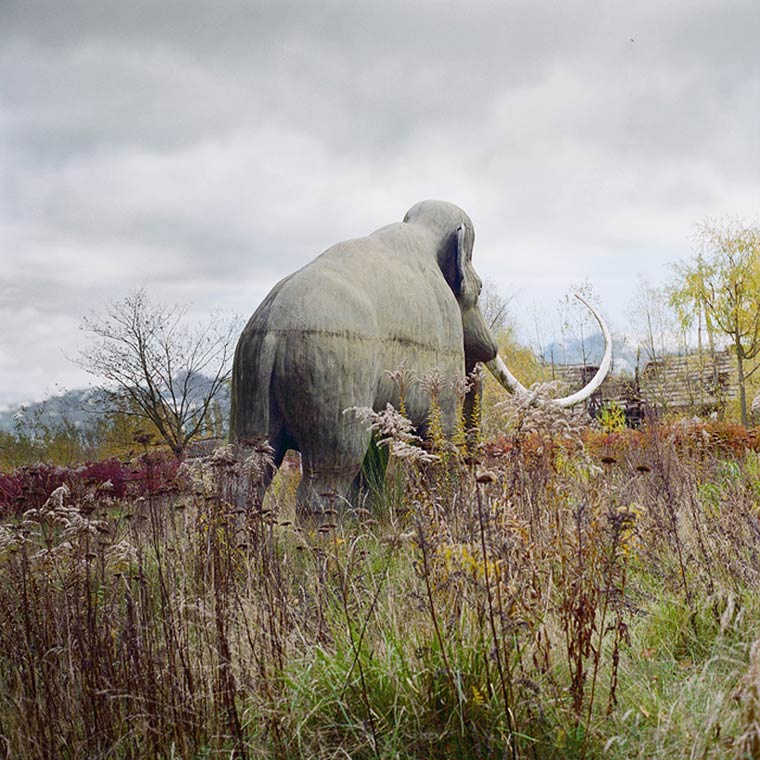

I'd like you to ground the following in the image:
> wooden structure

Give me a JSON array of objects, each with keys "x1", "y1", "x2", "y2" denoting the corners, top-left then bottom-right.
[
  {"x1": 638, "y1": 351, "x2": 735, "y2": 415},
  {"x1": 547, "y1": 350, "x2": 738, "y2": 423}
]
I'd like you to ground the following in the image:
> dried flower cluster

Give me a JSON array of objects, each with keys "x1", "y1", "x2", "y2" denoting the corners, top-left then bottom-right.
[{"x1": 346, "y1": 404, "x2": 440, "y2": 464}]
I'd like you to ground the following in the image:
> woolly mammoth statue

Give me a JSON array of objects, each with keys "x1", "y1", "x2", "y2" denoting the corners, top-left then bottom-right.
[{"x1": 231, "y1": 200, "x2": 611, "y2": 515}]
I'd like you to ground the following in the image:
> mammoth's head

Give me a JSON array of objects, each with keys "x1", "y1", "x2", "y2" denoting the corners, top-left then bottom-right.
[
  {"x1": 403, "y1": 200, "x2": 497, "y2": 367},
  {"x1": 403, "y1": 199, "x2": 613, "y2": 406}
]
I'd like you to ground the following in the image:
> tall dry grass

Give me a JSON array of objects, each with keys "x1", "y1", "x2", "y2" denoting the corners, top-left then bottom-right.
[{"x1": 1, "y1": 400, "x2": 760, "y2": 758}]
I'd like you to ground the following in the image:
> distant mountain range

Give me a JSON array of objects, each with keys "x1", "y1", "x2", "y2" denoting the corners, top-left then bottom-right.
[
  {"x1": 540, "y1": 332, "x2": 638, "y2": 376},
  {"x1": 0, "y1": 388, "x2": 105, "y2": 433},
  {"x1": 0, "y1": 379, "x2": 232, "y2": 434}
]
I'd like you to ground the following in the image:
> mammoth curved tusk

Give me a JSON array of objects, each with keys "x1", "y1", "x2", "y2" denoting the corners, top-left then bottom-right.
[{"x1": 485, "y1": 293, "x2": 612, "y2": 408}]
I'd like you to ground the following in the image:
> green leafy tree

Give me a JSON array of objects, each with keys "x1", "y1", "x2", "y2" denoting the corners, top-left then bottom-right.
[
  {"x1": 78, "y1": 289, "x2": 240, "y2": 458},
  {"x1": 92, "y1": 406, "x2": 165, "y2": 460},
  {"x1": 670, "y1": 254, "x2": 720, "y2": 361},
  {"x1": 671, "y1": 220, "x2": 760, "y2": 425}
]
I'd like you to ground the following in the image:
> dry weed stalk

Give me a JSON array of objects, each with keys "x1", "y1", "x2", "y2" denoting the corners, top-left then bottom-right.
[
  {"x1": 734, "y1": 639, "x2": 760, "y2": 759},
  {"x1": 2, "y1": 403, "x2": 760, "y2": 757}
]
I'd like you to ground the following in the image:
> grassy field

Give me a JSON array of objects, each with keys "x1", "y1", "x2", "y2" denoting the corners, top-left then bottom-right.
[{"x1": 2, "y1": 400, "x2": 760, "y2": 758}]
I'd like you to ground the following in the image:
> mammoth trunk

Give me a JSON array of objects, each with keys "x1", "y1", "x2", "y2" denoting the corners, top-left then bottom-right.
[{"x1": 462, "y1": 306, "x2": 499, "y2": 367}]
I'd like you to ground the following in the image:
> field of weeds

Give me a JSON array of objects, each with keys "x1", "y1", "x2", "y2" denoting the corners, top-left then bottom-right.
[{"x1": 2, "y1": 401, "x2": 760, "y2": 758}]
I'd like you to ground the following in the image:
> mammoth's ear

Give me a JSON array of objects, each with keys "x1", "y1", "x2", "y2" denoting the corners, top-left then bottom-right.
[
  {"x1": 454, "y1": 224, "x2": 475, "y2": 296},
  {"x1": 443, "y1": 223, "x2": 471, "y2": 297}
]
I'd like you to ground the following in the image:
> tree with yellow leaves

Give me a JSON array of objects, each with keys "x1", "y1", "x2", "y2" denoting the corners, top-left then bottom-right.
[{"x1": 671, "y1": 220, "x2": 760, "y2": 425}]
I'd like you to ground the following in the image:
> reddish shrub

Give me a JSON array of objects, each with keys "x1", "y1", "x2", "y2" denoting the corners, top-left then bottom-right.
[
  {"x1": 583, "y1": 428, "x2": 644, "y2": 461},
  {"x1": 80, "y1": 459, "x2": 131, "y2": 498},
  {"x1": 0, "y1": 464, "x2": 73, "y2": 516},
  {"x1": 0, "y1": 453, "x2": 184, "y2": 518},
  {"x1": 128, "y1": 452, "x2": 182, "y2": 494}
]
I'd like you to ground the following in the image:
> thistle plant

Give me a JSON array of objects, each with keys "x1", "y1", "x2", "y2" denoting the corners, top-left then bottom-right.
[
  {"x1": 420, "y1": 369, "x2": 447, "y2": 455},
  {"x1": 385, "y1": 361, "x2": 417, "y2": 420},
  {"x1": 452, "y1": 373, "x2": 473, "y2": 458}
]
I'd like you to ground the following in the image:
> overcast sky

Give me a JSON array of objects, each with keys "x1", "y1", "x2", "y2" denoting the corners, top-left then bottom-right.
[{"x1": 1, "y1": 0, "x2": 758, "y2": 408}]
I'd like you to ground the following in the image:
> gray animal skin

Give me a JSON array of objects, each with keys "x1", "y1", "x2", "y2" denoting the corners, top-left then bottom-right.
[{"x1": 231, "y1": 200, "x2": 611, "y2": 516}]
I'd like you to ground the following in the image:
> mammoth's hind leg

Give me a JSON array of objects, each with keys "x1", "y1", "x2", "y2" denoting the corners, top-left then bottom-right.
[
  {"x1": 296, "y1": 422, "x2": 372, "y2": 522},
  {"x1": 277, "y1": 331, "x2": 381, "y2": 521}
]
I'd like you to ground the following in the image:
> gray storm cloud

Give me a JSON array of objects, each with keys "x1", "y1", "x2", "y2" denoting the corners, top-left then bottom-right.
[{"x1": 1, "y1": 0, "x2": 759, "y2": 405}]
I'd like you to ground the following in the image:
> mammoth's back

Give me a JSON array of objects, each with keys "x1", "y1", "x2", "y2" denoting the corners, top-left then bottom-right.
[
  {"x1": 259, "y1": 224, "x2": 461, "y2": 342},
  {"x1": 233, "y1": 224, "x2": 466, "y2": 427}
]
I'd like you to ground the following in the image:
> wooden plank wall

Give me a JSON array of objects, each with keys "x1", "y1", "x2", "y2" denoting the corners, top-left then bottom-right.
[{"x1": 546, "y1": 350, "x2": 737, "y2": 418}]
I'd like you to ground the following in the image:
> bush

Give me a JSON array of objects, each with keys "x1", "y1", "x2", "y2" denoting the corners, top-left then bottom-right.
[{"x1": 0, "y1": 453, "x2": 181, "y2": 518}]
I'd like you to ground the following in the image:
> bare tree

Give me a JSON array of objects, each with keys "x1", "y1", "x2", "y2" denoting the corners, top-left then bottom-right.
[
  {"x1": 629, "y1": 276, "x2": 677, "y2": 366},
  {"x1": 626, "y1": 276, "x2": 682, "y2": 411},
  {"x1": 78, "y1": 288, "x2": 241, "y2": 457},
  {"x1": 558, "y1": 280, "x2": 600, "y2": 366},
  {"x1": 479, "y1": 278, "x2": 515, "y2": 335}
]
